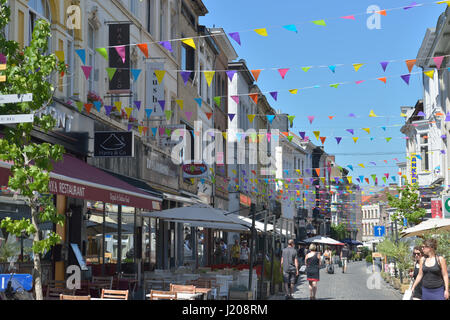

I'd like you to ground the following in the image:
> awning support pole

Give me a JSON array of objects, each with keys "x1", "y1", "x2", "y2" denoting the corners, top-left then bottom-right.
[{"x1": 102, "y1": 202, "x2": 106, "y2": 276}]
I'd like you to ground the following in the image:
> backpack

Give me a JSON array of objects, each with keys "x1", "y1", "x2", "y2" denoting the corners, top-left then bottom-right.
[{"x1": 327, "y1": 264, "x2": 334, "y2": 274}]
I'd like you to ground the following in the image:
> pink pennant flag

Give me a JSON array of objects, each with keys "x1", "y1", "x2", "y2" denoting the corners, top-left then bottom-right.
[
  {"x1": 355, "y1": 80, "x2": 365, "y2": 85},
  {"x1": 185, "y1": 111, "x2": 193, "y2": 121},
  {"x1": 433, "y1": 56, "x2": 444, "y2": 69},
  {"x1": 231, "y1": 95, "x2": 240, "y2": 104},
  {"x1": 115, "y1": 46, "x2": 126, "y2": 63},
  {"x1": 278, "y1": 68, "x2": 289, "y2": 79},
  {"x1": 81, "y1": 66, "x2": 93, "y2": 80},
  {"x1": 307, "y1": 116, "x2": 315, "y2": 124},
  {"x1": 341, "y1": 15, "x2": 355, "y2": 20}
]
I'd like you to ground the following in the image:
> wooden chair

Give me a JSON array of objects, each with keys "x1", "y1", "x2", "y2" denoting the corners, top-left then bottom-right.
[
  {"x1": 60, "y1": 294, "x2": 91, "y2": 300},
  {"x1": 91, "y1": 276, "x2": 113, "y2": 289},
  {"x1": 101, "y1": 289, "x2": 129, "y2": 300},
  {"x1": 148, "y1": 290, "x2": 178, "y2": 300},
  {"x1": 170, "y1": 284, "x2": 196, "y2": 293},
  {"x1": 46, "y1": 287, "x2": 75, "y2": 300}
]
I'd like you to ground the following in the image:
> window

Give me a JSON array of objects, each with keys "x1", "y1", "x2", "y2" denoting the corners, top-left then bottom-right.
[
  {"x1": 147, "y1": 0, "x2": 154, "y2": 35},
  {"x1": 66, "y1": 30, "x2": 75, "y2": 98},
  {"x1": 159, "y1": 0, "x2": 166, "y2": 41},
  {"x1": 28, "y1": 0, "x2": 51, "y2": 49},
  {"x1": 420, "y1": 134, "x2": 429, "y2": 171},
  {"x1": 170, "y1": 8, "x2": 177, "y2": 59},
  {"x1": 130, "y1": 0, "x2": 138, "y2": 17},
  {"x1": 87, "y1": 23, "x2": 96, "y2": 93},
  {"x1": 181, "y1": 43, "x2": 195, "y2": 81}
]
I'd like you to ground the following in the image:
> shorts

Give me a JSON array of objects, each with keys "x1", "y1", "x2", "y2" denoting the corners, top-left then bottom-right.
[
  {"x1": 341, "y1": 258, "x2": 348, "y2": 266},
  {"x1": 283, "y1": 271, "x2": 297, "y2": 284}
]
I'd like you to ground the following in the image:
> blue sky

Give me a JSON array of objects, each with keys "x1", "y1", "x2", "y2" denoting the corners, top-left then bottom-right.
[{"x1": 200, "y1": 0, "x2": 446, "y2": 192}]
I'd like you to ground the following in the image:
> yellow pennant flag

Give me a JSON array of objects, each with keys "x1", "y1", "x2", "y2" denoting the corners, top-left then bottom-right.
[
  {"x1": 358, "y1": 163, "x2": 365, "y2": 168},
  {"x1": 204, "y1": 71, "x2": 215, "y2": 87},
  {"x1": 114, "y1": 101, "x2": 122, "y2": 113},
  {"x1": 154, "y1": 70, "x2": 166, "y2": 84},
  {"x1": 182, "y1": 38, "x2": 196, "y2": 49},
  {"x1": 125, "y1": 107, "x2": 133, "y2": 119},
  {"x1": 400, "y1": 112, "x2": 407, "y2": 117},
  {"x1": 369, "y1": 110, "x2": 377, "y2": 117},
  {"x1": 247, "y1": 114, "x2": 256, "y2": 123},
  {"x1": 313, "y1": 131, "x2": 320, "y2": 140},
  {"x1": 362, "y1": 128, "x2": 370, "y2": 134},
  {"x1": 289, "y1": 89, "x2": 298, "y2": 94},
  {"x1": 353, "y1": 137, "x2": 359, "y2": 143},
  {"x1": 436, "y1": 1, "x2": 450, "y2": 5},
  {"x1": 424, "y1": 70, "x2": 434, "y2": 79},
  {"x1": 254, "y1": 28, "x2": 268, "y2": 36},
  {"x1": 176, "y1": 99, "x2": 184, "y2": 110},
  {"x1": 353, "y1": 63, "x2": 364, "y2": 72},
  {"x1": 347, "y1": 176, "x2": 352, "y2": 184},
  {"x1": 55, "y1": 50, "x2": 65, "y2": 62},
  {"x1": 138, "y1": 126, "x2": 144, "y2": 135},
  {"x1": 232, "y1": 169, "x2": 237, "y2": 175},
  {"x1": 222, "y1": 132, "x2": 227, "y2": 140}
]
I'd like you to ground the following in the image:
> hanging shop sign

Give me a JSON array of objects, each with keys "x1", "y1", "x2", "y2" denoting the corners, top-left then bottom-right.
[
  {"x1": 145, "y1": 62, "x2": 165, "y2": 117},
  {"x1": 94, "y1": 131, "x2": 134, "y2": 157},
  {"x1": 182, "y1": 162, "x2": 208, "y2": 179},
  {"x1": 108, "y1": 23, "x2": 130, "y2": 92},
  {"x1": 411, "y1": 155, "x2": 417, "y2": 184}
]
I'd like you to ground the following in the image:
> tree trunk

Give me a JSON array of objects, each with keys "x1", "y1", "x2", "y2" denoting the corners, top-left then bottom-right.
[{"x1": 31, "y1": 206, "x2": 43, "y2": 300}]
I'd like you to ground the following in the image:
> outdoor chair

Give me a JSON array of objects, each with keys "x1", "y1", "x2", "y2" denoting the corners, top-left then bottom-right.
[
  {"x1": 46, "y1": 287, "x2": 75, "y2": 300},
  {"x1": 60, "y1": 294, "x2": 91, "y2": 300},
  {"x1": 144, "y1": 279, "x2": 165, "y2": 293},
  {"x1": 91, "y1": 276, "x2": 114, "y2": 289},
  {"x1": 170, "y1": 284, "x2": 196, "y2": 293},
  {"x1": 101, "y1": 289, "x2": 129, "y2": 300},
  {"x1": 148, "y1": 290, "x2": 178, "y2": 300}
]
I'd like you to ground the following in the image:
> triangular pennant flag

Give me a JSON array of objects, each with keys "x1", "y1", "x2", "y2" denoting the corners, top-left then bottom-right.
[
  {"x1": 213, "y1": 96, "x2": 221, "y2": 107},
  {"x1": 138, "y1": 126, "x2": 144, "y2": 135},
  {"x1": 165, "y1": 110, "x2": 172, "y2": 121},
  {"x1": 362, "y1": 128, "x2": 370, "y2": 134},
  {"x1": 335, "y1": 137, "x2": 342, "y2": 144},
  {"x1": 355, "y1": 80, "x2": 365, "y2": 85},
  {"x1": 81, "y1": 66, "x2": 93, "y2": 80},
  {"x1": 369, "y1": 110, "x2": 377, "y2": 117},
  {"x1": 359, "y1": 163, "x2": 365, "y2": 168},
  {"x1": 247, "y1": 114, "x2": 256, "y2": 123},
  {"x1": 137, "y1": 43, "x2": 149, "y2": 58},
  {"x1": 267, "y1": 115, "x2": 275, "y2": 124},
  {"x1": 176, "y1": 99, "x2": 184, "y2": 110},
  {"x1": 205, "y1": 112, "x2": 213, "y2": 120},
  {"x1": 125, "y1": 107, "x2": 133, "y2": 119},
  {"x1": 346, "y1": 129, "x2": 354, "y2": 135},
  {"x1": 151, "y1": 128, "x2": 157, "y2": 136},
  {"x1": 312, "y1": 20, "x2": 326, "y2": 26},
  {"x1": 328, "y1": 116, "x2": 334, "y2": 119},
  {"x1": 381, "y1": 126, "x2": 386, "y2": 131},
  {"x1": 182, "y1": 38, "x2": 196, "y2": 49},
  {"x1": 226, "y1": 70, "x2": 237, "y2": 81},
  {"x1": 348, "y1": 165, "x2": 353, "y2": 171},
  {"x1": 347, "y1": 177, "x2": 353, "y2": 184},
  {"x1": 299, "y1": 132, "x2": 306, "y2": 139},
  {"x1": 287, "y1": 136, "x2": 294, "y2": 142},
  {"x1": 185, "y1": 111, "x2": 193, "y2": 121},
  {"x1": 254, "y1": 28, "x2": 268, "y2": 36},
  {"x1": 180, "y1": 71, "x2": 192, "y2": 85},
  {"x1": 204, "y1": 71, "x2": 215, "y2": 87},
  {"x1": 376, "y1": 9, "x2": 387, "y2": 16},
  {"x1": 158, "y1": 100, "x2": 166, "y2": 111},
  {"x1": 194, "y1": 98, "x2": 202, "y2": 107},
  {"x1": 84, "y1": 103, "x2": 93, "y2": 114},
  {"x1": 75, "y1": 49, "x2": 86, "y2": 64},
  {"x1": 154, "y1": 70, "x2": 166, "y2": 84},
  {"x1": 115, "y1": 46, "x2": 126, "y2": 63},
  {"x1": 231, "y1": 95, "x2": 240, "y2": 104},
  {"x1": 160, "y1": 41, "x2": 173, "y2": 52},
  {"x1": 127, "y1": 124, "x2": 133, "y2": 131},
  {"x1": 278, "y1": 68, "x2": 289, "y2": 79},
  {"x1": 380, "y1": 61, "x2": 389, "y2": 72},
  {"x1": 433, "y1": 56, "x2": 444, "y2": 69},
  {"x1": 341, "y1": 15, "x2": 355, "y2": 20},
  {"x1": 283, "y1": 24, "x2": 298, "y2": 33},
  {"x1": 377, "y1": 77, "x2": 387, "y2": 84},
  {"x1": 386, "y1": 137, "x2": 392, "y2": 142},
  {"x1": 228, "y1": 32, "x2": 241, "y2": 45},
  {"x1": 145, "y1": 108, "x2": 153, "y2": 118},
  {"x1": 315, "y1": 168, "x2": 321, "y2": 177},
  {"x1": 269, "y1": 92, "x2": 278, "y2": 101},
  {"x1": 104, "y1": 105, "x2": 113, "y2": 116},
  {"x1": 320, "y1": 137, "x2": 326, "y2": 144},
  {"x1": 134, "y1": 101, "x2": 141, "y2": 111},
  {"x1": 328, "y1": 65, "x2": 336, "y2": 73},
  {"x1": 114, "y1": 101, "x2": 122, "y2": 113},
  {"x1": 106, "y1": 67, "x2": 117, "y2": 81},
  {"x1": 249, "y1": 93, "x2": 258, "y2": 104},
  {"x1": 353, "y1": 63, "x2": 364, "y2": 72},
  {"x1": 55, "y1": 50, "x2": 65, "y2": 62},
  {"x1": 330, "y1": 83, "x2": 340, "y2": 88},
  {"x1": 251, "y1": 70, "x2": 261, "y2": 81},
  {"x1": 222, "y1": 132, "x2": 228, "y2": 140},
  {"x1": 76, "y1": 101, "x2": 84, "y2": 112},
  {"x1": 406, "y1": 59, "x2": 416, "y2": 73},
  {"x1": 228, "y1": 113, "x2": 236, "y2": 122},
  {"x1": 289, "y1": 89, "x2": 298, "y2": 94},
  {"x1": 313, "y1": 131, "x2": 320, "y2": 140},
  {"x1": 93, "y1": 101, "x2": 102, "y2": 112},
  {"x1": 96, "y1": 48, "x2": 108, "y2": 61},
  {"x1": 424, "y1": 70, "x2": 435, "y2": 79},
  {"x1": 401, "y1": 74, "x2": 411, "y2": 85},
  {"x1": 301, "y1": 66, "x2": 312, "y2": 72},
  {"x1": 352, "y1": 137, "x2": 359, "y2": 143},
  {"x1": 437, "y1": 1, "x2": 450, "y2": 6},
  {"x1": 287, "y1": 115, "x2": 295, "y2": 127},
  {"x1": 131, "y1": 69, "x2": 142, "y2": 81}
]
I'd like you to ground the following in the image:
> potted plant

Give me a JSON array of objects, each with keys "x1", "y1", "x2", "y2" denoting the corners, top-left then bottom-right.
[
  {"x1": 365, "y1": 254, "x2": 373, "y2": 268},
  {"x1": 87, "y1": 90, "x2": 104, "y2": 106}
]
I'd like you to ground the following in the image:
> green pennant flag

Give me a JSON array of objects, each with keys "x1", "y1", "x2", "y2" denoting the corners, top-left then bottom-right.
[
  {"x1": 287, "y1": 136, "x2": 294, "y2": 142},
  {"x1": 165, "y1": 129, "x2": 171, "y2": 136},
  {"x1": 165, "y1": 110, "x2": 172, "y2": 121},
  {"x1": 312, "y1": 20, "x2": 326, "y2": 26},
  {"x1": 287, "y1": 115, "x2": 295, "y2": 127},
  {"x1": 371, "y1": 174, "x2": 377, "y2": 182},
  {"x1": 213, "y1": 96, "x2": 221, "y2": 107},
  {"x1": 75, "y1": 101, "x2": 84, "y2": 112},
  {"x1": 106, "y1": 68, "x2": 117, "y2": 81},
  {"x1": 95, "y1": 48, "x2": 108, "y2": 61}
]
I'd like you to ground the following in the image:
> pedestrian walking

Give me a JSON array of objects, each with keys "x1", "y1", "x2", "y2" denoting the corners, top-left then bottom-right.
[
  {"x1": 340, "y1": 244, "x2": 350, "y2": 273},
  {"x1": 409, "y1": 246, "x2": 423, "y2": 300},
  {"x1": 280, "y1": 239, "x2": 299, "y2": 300},
  {"x1": 323, "y1": 247, "x2": 332, "y2": 266},
  {"x1": 230, "y1": 239, "x2": 241, "y2": 266},
  {"x1": 305, "y1": 243, "x2": 321, "y2": 300},
  {"x1": 239, "y1": 241, "x2": 250, "y2": 264},
  {"x1": 411, "y1": 239, "x2": 448, "y2": 300}
]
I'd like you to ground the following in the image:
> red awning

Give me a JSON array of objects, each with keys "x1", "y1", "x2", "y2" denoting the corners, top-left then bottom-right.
[{"x1": 0, "y1": 154, "x2": 161, "y2": 211}]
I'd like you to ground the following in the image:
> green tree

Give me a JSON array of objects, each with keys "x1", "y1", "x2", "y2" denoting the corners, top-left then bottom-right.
[
  {"x1": 330, "y1": 222, "x2": 348, "y2": 240},
  {"x1": 387, "y1": 183, "x2": 426, "y2": 226},
  {"x1": 0, "y1": 0, "x2": 66, "y2": 299}
]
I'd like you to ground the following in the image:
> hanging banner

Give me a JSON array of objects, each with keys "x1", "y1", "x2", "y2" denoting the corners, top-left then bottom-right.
[
  {"x1": 431, "y1": 198, "x2": 442, "y2": 219},
  {"x1": 411, "y1": 155, "x2": 417, "y2": 184},
  {"x1": 108, "y1": 23, "x2": 130, "y2": 92},
  {"x1": 146, "y1": 62, "x2": 165, "y2": 117}
]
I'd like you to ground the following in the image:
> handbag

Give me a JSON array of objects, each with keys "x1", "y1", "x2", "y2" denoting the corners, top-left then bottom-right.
[{"x1": 402, "y1": 283, "x2": 413, "y2": 300}]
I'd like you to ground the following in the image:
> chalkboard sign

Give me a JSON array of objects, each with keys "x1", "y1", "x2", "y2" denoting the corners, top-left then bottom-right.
[
  {"x1": 94, "y1": 131, "x2": 134, "y2": 157},
  {"x1": 70, "y1": 243, "x2": 88, "y2": 271}
]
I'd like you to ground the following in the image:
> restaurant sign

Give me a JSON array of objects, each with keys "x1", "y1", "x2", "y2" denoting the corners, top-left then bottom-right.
[
  {"x1": 182, "y1": 162, "x2": 208, "y2": 178},
  {"x1": 94, "y1": 131, "x2": 134, "y2": 157},
  {"x1": 411, "y1": 155, "x2": 417, "y2": 184}
]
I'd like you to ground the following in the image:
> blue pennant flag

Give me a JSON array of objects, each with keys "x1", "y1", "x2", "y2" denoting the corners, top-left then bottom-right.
[
  {"x1": 131, "y1": 69, "x2": 142, "y2": 81},
  {"x1": 145, "y1": 108, "x2": 153, "y2": 118},
  {"x1": 75, "y1": 49, "x2": 86, "y2": 65},
  {"x1": 93, "y1": 101, "x2": 102, "y2": 112},
  {"x1": 194, "y1": 98, "x2": 202, "y2": 107}
]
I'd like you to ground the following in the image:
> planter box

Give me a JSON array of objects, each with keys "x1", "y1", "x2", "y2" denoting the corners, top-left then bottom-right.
[
  {"x1": 229, "y1": 290, "x2": 253, "y2": 300},
  {"x1": 400, "y1": 284, "x2": 410, "y2": 294}
]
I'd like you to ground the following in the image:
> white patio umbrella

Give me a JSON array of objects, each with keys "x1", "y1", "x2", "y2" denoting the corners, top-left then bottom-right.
[
  {"x1": 400, "y1": 218, "x2": 450, "y2": 238},
  {"x1": 303, "y1": 235, "x2": 345, "y2": 246}
]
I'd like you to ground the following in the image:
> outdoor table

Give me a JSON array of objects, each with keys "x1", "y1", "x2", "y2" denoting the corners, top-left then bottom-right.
[
  {"x1": 195, "y1": 287, "x2": 212, "y2": 300},
  {"x1": 146, "y1": 292, "x2": 203, "y2": 300},
  {"x1": 89, "y1": 282, "x2": 111, "y2": 297}
]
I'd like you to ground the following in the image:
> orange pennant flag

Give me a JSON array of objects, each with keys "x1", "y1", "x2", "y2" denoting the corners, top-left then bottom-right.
[
  {"x1": 376, "y1": 9, "x2": 387, "y2": 16},
  {"x1": 137, "y1": 43, "x2": 149, "y2": 58},
  {"x1": 251, "y1": 70, "x2": 261, "y2": 81},
  {"x1": 315, "y1": 168, "x2": 321, "y2": 177},
  {"x1": 377, "y1": 77, "x2": 387, "y2": 84},
  {"x1": 249, "y1": 93, "x2": 258, "y2": 104},
  {"x1": 406, "y1": 59, "x2": 416, "y2": 73},
  {"x1": 205, "y1": 112, "x2": 213, "y2": 120},
  {"x1": 328, "y1": 116, "x2": 334, "y2": 120},
  {"x1": 320, "y1": 137, "x2": 326, "y2": 144}
]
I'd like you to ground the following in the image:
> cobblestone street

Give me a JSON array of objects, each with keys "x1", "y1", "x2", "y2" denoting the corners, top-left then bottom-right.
[{"x1": 270, "y1": 261, "x2": 403, "y2": 300}]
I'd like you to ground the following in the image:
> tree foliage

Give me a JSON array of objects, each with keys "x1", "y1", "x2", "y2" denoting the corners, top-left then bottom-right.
[
  {"x1": 0, "y1": 0, "x2": 66, "y2": 299},
  {"x1": 387, "y1": 183, "x2": 426, "y2": 226},
  {"x1": 377, "y1": 238, "x2": 412, "y2": 276},
  {"x1": 330, "y1": 222, "x2": 348, "y2": 240}
]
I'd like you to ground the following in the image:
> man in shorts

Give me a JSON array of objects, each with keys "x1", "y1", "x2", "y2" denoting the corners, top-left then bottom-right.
[
  {"x1": 340, "y1": 244, "x2": 350, "y2": 273},
  {"x1": 280, "y1": 239, "x2": 299, "y2": 299}
]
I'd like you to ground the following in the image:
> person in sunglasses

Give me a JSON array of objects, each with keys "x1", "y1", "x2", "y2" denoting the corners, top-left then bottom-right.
[
  {"x1": 409, "y1": 246, "x2": 423, "y2": 300},
  {"x1": 411, "y1": 239, "x2": 449, "y2": 300}
]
